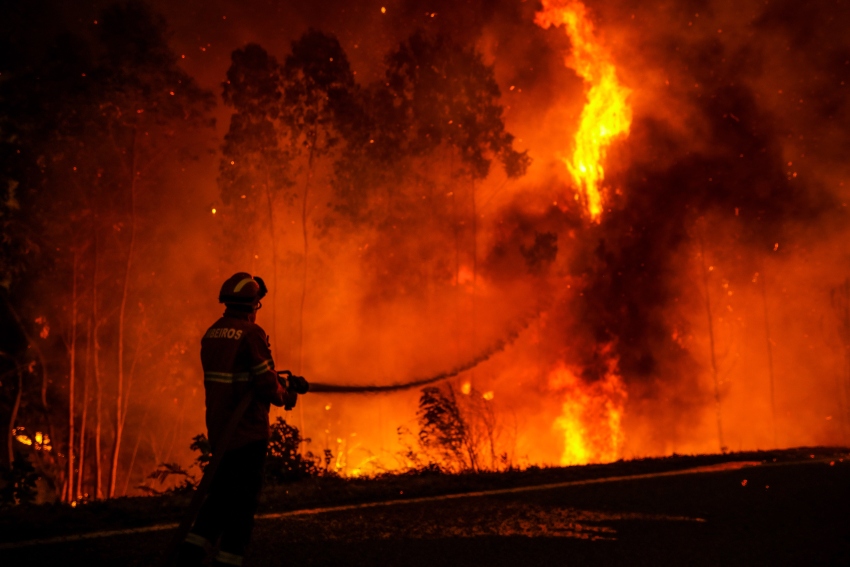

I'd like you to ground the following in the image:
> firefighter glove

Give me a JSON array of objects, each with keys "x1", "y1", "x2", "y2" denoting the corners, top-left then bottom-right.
[
  {"x1": 288, "y1": 374, "x2": 310, "y2": 394},
  {"x1": 283, "y1": 391, "x2": 298, "y2": 411}
]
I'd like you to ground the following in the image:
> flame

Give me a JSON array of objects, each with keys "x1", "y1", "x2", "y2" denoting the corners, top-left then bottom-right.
[
  {"x1": 535, "y1": 0, "x2": 632, "y2": 221},
  {"x1": 549, "y1": 364, "x2": 626, "y2": 465},
  {"x1": 14, "y1": 430, "x2": 52, "y2": 451},
  {"x1": 15, "y1": 435, "x2": 32, "y2": 446}
]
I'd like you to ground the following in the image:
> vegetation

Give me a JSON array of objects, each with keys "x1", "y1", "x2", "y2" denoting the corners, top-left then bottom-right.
[
  {"x1": 0, "y1": 0, "x2": 526, "y2": 505},
  {"x1": 414, "y1": 383, "x2": 510, "y2": 473},
  {"x1": 139, "y1": 417, "x2": 334, "y2": 495}
]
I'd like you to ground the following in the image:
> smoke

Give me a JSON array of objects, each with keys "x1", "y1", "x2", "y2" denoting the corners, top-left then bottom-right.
[
  {"x1": 191, "y1": 0, "x2": 850, "y2": 463},
  {"x1": 494, "y1": 0, "x2": 850, "y2": 454}
]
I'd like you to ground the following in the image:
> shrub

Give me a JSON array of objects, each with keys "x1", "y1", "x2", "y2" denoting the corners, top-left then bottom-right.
[{"x1": 0, "y1": 453, "x2": 39, "y2": 506}]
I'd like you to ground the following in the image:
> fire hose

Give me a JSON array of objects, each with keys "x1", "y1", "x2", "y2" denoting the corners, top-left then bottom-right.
[{"x1": 160, "y1": 322, "x2": 527, "y2": 565}]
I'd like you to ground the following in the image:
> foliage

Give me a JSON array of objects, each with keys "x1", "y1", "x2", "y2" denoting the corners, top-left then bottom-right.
[
  {"x1": 265, "y1": 417, "x2": 335, "y2": 483},
  {"x1": 138, "y1": 462, "x2": 197, "y2": 496},
  {"x1": 189, "y1": 433, "x2": 212, "y2": 473},
  {"x1": 0, "y1": 453, "x2": 39, "y2": 507},
  {"x1": 220, "y1": 43, "x2": 292, "y2": 222},
  {"x1": 416, "y1": 383, "x2": 509, "y2": 473},
  {"x1": 282, "y1": 29, "x2": 356, "y2": 159},
  {"x1": 140, "y1": 418, "x2": 335, "y2": 494},
  {"x1": 330, "y1": 29, "x2": 530, "y2": 215},
  {"x1": 381, "y1": 31, "x2": 529, "y2": 180},
  {"x1": 417, "y1": 385, "x2": 473, "y2": 470},
  {"x1": 218, "y1": 30, "x2": 356, "y2": 237}
]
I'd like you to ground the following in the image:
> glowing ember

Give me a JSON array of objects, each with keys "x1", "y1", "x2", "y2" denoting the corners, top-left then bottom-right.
[
  {"x1": 549, "y1": 363, "x2": 626, "y2": 465},
  {"x1": 15, "y1": 435, "x2": 32, "y2": 446},
  {"x1": 535, "y1": 0, "x2": 632, "y2": 221},
  {"x1": 14, "y1": 430, "x2": 52, "y2": 451}
]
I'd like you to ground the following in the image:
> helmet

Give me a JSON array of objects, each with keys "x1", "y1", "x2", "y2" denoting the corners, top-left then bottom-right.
[{"x1": 218, "y1": 272, "x2": 268, "y2": 305}]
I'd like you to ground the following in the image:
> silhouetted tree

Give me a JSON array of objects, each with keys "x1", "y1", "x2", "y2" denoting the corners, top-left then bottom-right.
[
  {"x1": 221, "y1": 44, "x2": 292, "y2": 356},
  {"x1": 0, "y1": 0, "x2": 213, "y2": 502},
  {"x1": 282, "y1": 30, "x2": 357, "y2": 374}
]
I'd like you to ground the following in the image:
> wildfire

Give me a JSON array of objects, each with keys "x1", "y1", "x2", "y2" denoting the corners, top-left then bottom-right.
[
  {"x1": 535, "y1": 0, "x2": 632, "y2": 221},
  {"x1": 548, "y1": 364, "x2": 626, "y2": 465},
  {"x1": 14, "y1": 428, "x2": 52, "y2": 451}
]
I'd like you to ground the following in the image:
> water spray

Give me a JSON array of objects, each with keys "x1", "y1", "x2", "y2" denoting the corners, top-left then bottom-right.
[{"x1": 291, "y1": 316, "x2": 530, "y2": 394}]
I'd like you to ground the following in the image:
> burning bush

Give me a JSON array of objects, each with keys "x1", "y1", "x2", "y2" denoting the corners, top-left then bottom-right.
[{"x1": 414, "y1": 383, "x2": 511, "y2": 473}]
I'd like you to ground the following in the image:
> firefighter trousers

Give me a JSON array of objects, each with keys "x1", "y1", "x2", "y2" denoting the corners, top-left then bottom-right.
[{"x1": 184, "y1": 439, "x2": 267, "y2": 565}]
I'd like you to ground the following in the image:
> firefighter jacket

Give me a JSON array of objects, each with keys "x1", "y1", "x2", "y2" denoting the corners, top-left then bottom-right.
[{"x1": 201, "y1": 308, "x2": 287, "y2": 450}]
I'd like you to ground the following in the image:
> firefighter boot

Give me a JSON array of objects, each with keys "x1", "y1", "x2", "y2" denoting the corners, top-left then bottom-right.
[
  {"x1": 175, "y1": 534, "x2": 209, "y2": 566},
  {"x1": 212, "y1": 550, "x2": 244, "y2": 566}
]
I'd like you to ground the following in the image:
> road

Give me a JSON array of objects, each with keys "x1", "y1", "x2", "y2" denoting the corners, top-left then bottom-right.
[{"x1": 2, "y1": 457, "x2": 848, "y2": 566}]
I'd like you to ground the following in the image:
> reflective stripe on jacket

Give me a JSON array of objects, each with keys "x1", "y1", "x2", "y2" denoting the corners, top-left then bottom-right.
[{"x1": 201, "y1": 308, "x2": 287, "y2": 450}]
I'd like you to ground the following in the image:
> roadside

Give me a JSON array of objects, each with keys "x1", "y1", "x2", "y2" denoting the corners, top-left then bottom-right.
[{"x1": 0, "y1": 447, "x2": 847, "y2": 566}]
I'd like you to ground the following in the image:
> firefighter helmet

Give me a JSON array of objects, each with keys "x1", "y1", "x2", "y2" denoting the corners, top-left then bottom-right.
[{"x1": 218, "y1": 272, "x2": 268, "y2": 305}]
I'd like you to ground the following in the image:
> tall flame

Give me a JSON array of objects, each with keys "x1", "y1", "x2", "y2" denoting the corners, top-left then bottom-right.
[
  {"x1": 549, "y1": 364, "x2": 627, "y2": 465},
  {"x1": 535, "y1": 0, "x2": 632, "y2": 221}
]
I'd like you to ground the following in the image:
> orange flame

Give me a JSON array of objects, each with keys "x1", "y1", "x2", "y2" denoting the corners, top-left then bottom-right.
[
  {"x1": 548, "y1": 363, "x2": 627, "y2": 465},
  {"x1": 535, "y1": 0, "x2": 632, "y2": 221}
]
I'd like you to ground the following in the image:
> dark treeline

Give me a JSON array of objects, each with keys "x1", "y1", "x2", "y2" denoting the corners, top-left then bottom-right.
[{"x1": 0, "y1": 1, "x2": 527, "y2": 503}]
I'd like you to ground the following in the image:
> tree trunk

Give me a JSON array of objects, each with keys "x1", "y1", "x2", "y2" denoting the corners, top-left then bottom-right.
[
  {"x1": 114, "y1": 320, "x2": 145, "y2": 495},
  {"x1": 92, "y1": 222, "x2": 103, "y2": 499},
  {"x1": 448, "y1": 150, "x2": 461, "y2": 368},
  {"x1": 164, "y1": 397, "x2": 188, "y2": 464},
  {"x1": 110, "y1": 129, "x2": 139, "y2": 498},
  {"x1": 5, "y1": 296, "x2": 59, "y2": 495},
  {"x1": 67, "y1": 249, "x2": 79, "y2": 502},
  {"x1": 7, "y1": 367, "x2": 23, "y2": 469},
  {"x1": 298, "y1": 142, "x2": 315, "y2": 375},
  {"x1": 839, "y1": 279, "x2": 850, "y2": 443},
  {"x1": 758, "y1": 263, "x2": 778, "y2": 447},
  {"x1": 296, "y1": 138, "x2": 316, "y2": 447},
  {"x1": 264, "y1": 173, "x2": 279, "y2": 361},
  {"x1": 121, "y1": 405, "x2": 149, "y2": 497},
  {"x1": 77, "y1": 316, "x2": 91, "y2": 500},
  {"x1": 470, "y1": 176, "x2": 477, "y2": 388},
  {"x1": 698, "y1": 234, "x2": 725, "y2": 453}
]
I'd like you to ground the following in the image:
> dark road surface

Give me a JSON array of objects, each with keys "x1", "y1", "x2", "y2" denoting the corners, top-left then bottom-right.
[{"x1": 2, "y1": 457, "x2": 848, "y2": 566}]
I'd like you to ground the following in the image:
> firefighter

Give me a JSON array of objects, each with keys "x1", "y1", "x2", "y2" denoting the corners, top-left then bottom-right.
[{"x1": 177, "y1": 272, "x2": 302, "y2": 567}]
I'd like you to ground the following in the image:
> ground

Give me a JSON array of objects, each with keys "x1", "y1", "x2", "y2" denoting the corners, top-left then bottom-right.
[{"x1": 1, "y1": 448, "x2": 848, "y2": 566}]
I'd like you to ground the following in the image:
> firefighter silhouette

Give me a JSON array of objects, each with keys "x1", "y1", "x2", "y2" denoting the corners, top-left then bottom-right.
[{"x1": 177, "y1": 273, "x2": 297, "y2": 567}]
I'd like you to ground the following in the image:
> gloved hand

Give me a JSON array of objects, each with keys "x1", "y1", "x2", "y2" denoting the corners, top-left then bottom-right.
[
  {"x1": 287, "y1": 374, "x2": 310, "y2": 394},
  {"x1": 276, "y1": 370, "x2": 309, "y2": 410},
  {"x1": 283, "y1": 390, "x2": 299, "y2": 411}
]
